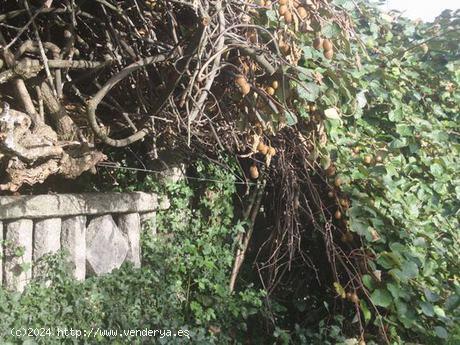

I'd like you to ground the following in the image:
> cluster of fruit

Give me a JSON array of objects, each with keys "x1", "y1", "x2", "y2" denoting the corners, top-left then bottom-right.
[
  {"x1": 313, "y1": 36, "x2": 334, "y2": 60},
  {"x1": 265, "y1": 80, "x2": 279, "y2": 96},
  {"x1": 352, "y1": 146, "x2": 386, "y2": 165},
  {"x1": 249, "y1": 141, "x2": 277, "y2": 179},
  {"x1": 235, "y1": 75, "x2": 251, "y2": 96},
  {"x1": 325, "y1": 166, "x2": 355, "y2": 243},
  {"x1": 277, "y1": 0, "x2": 309, "y2": 24},
  {"x1": 234, "y1": 75, "x2": 282, "y2": 98}
]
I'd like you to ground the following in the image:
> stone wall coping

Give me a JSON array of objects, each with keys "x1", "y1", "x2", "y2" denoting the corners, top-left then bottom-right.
[{"x1": 0, "y1": 192, "x2": 169, "y2": 220}]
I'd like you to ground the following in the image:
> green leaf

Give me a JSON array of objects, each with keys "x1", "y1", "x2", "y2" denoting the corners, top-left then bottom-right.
[
  {"x1": 424, "y1": 288, "x2": 440, "y2": 303},
  {"x1": 420, "y1": 301, "x2": 434, "y2": 317},
  {"x1": 371, "y1": 289, "x2": 392, "y2": 308},
  {"x1": 285, "y1": 110, "x2": 298, "y2": 126},
  {"x1": 333, "y1": 282, "x2": 346, "y2": 299},
  {"x1": 389, "y1": 138, "x2": 407, "y2": 149},
  {"x1": 433, "y1": 306, "x2": 446, "y2": 318},
  {"x1": 430, "y1": 163, "x2": 444, "y2": 177},
  {"x1": 360, "y1": 300, "x2": 372, "y2": 323},
  {"x1": 333, "y1": 0, "x2": 356, "y2": 11},
  {"x1": 362, "y1": 274, "x2": 375, "y2": 290},
  {"x1": 322, "y1": 22, "x2": 341, "y2": 38},
  {"x1": 297, "y1": 82, "x2": 320, "y2": 102},
  {"x1": 401, "y1": 260, "x2": 419, "y2": 280},
  {"x1": 434, "y1": 326, "x2": 448, "y2": 339}
]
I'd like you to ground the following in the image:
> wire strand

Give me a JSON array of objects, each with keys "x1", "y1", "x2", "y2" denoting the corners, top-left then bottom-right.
[{"x1": 96, "y1": 162, "x2": 256, "y2": 186}]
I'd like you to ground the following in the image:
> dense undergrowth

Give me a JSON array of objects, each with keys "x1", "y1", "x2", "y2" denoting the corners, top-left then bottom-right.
[
  {"x1": 0, "y1": 0, "x2": 458, "y2": 344},
  {"x1": 0, "y1": 161, "x2": 264, "y2": 344}
]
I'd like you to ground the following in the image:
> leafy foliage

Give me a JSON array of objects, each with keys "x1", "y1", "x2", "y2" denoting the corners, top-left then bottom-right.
[
  {"x1": 241, "y1": 1, "x2": 460, "y2": 344},
  {"x1": 329, "y1": 4, "x2": 459, "y2": 343},
  {"x1": 0, "y1": 1, "x2": 458, "y2": 344},
  {"x1": 259, "y1": 1, "x2": 459, "y2": 343},
  {"x1": 0, "y1": 161, "x2": 263, "y2": 344}
]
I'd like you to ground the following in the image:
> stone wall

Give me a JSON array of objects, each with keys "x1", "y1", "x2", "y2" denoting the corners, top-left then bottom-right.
[{"x1": 0, "y1": 192, "x2": 169, "y2": 292}]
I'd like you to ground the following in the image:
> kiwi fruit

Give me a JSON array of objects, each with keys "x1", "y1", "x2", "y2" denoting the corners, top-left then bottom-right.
[
  {"x1": 235, "y1": 76, "x2": 251, "y2": 96},
  {"x1": 340, "y1": 198, "x2": 349, "y2": 208},
  {"x1": 268, "y1": 147, "x2": 276, "y2": 156},
  {"x1": 257, "y1": 142, "x2": 269, "y2": 155},
  {"x1": 279, "y1": 42, "x2": 290, "y2": 55},
  {"x1": 334, "y1": 176, "x2": 343, "y2": 187},
  {"x1": 235, "y1": 75, "x2": 246, "y2": 86},
  {"x1": 313, "y1": 36, "x2": 323, "y2": 50},
  {"x1": 350, "y1": 292, "x2": 359, "y2": 304},
  {"x1": 324, "y1": 49, "x2": 334, "y2": 60},
  {"x1": 297, "y1": 7, "x2": 308, "y2": 19},
  {"x1": 240, "y1": 83, "x2": 251, "y2": 96},
  {"x1": 278, "y1": 4, "x2": 288, "y2": 15},
  {"x1": 326, "y1": 165, "x2": 336, "y2": 177},
  {"x1": 363, "y1": 154, "x2": 373, "y2": 165},
  {"x1": 266, "y1": 86, "x2": 275, "y2": 96},
  {"x1": 323, "y1": 39, "x2": 333, "y2": 51},
  {"x1": 249, "y1": 165, "x2": 259, "y2": 179},
  {"x1": 284, "y1": 11, "x2": 293, "y2": 23},
  {"x1": 327, "y1": 191, "x2": 335, "y2": 198},
  {"x1": 272, "y1": 80, "x2": 279, "y2": 89},
  {"x1": 334, "y1": 210, "x2": 342, "y2": 220}
]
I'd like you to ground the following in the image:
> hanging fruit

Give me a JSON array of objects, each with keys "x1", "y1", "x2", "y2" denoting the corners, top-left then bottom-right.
[
  {"x1": 249, "y1": 164, "x2": 259, "y2": 179},
  {"x1": 257, "y1": 142, "x2": 269, "y2": 155},
  {"x1": 284, "y1": 11, "x2": 293, "y2": 24},
  {"x1": 313, "y1": 36, "x2": 323, "y2": 50},
  {"x1": 323, "y1": 39, "x2": 333, "y2": 51},
  {"x1": 235, "y1": 75, "x2": 251, "y2": 96},
  {"x1": 297, "y1": 7, "x2": 308, "y2": 20},
  {"x1": 324, "y1": 49, "x2": 334, "y2": 59},
  {"x1": 278, "y1": 5, "x2": 288, "y2": 15}
]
